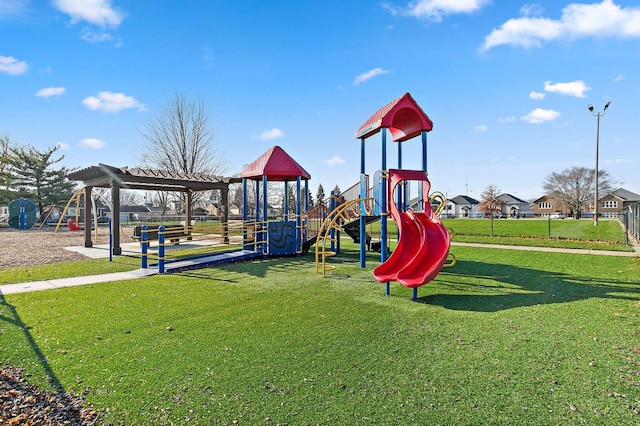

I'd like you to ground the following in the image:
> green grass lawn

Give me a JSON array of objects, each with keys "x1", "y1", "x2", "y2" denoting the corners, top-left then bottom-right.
[
  {"x1": 2, "y1": 243, "x2": 639, "y2": 424},
  {"x1": 442, "y1": 218, "x2": 633, "y2": 252}
]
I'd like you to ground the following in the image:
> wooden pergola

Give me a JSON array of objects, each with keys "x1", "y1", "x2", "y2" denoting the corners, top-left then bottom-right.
[{"x1": 66, "y1": 163, "x2": 240, "y2": 255}]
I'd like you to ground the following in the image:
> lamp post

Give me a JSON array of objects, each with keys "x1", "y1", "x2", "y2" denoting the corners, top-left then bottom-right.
[{"x1": 588, "y1": 101, "x2": 610, "y2": 226}]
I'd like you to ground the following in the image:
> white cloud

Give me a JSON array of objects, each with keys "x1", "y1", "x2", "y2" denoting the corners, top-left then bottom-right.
[
  {"x1": 614, "y1": 74, "x2": 626, "y2": 81},
  {"x1": 257, "y1": 128, "x2": 284, "y2": 140},
  {"x1": 521, "y1": 108, "x2": 560, "y2": 124},
  {"x1": 474, "y1": 124, "x2": 488, "y2": 132},
  {"x1": 387, "y1": 0, "x2": 490, "y2": 22},
  {"x1": 544, "y1": 80, "x2": 590, "y2": 97},
  {"x1": 78, "y1": 138, "x2": 106, "y2": 149},
  {"x1": 82, "y1": 91, "x2": 145, "y2": 112},
  {"x1": 35, "y1": 87, "x2": 66, "y2": 98},
  {"x1": 56, "y1": 142, "x2": 70, "y2": 150},
  {"x1": 53, "y1": 0, "x2": 124, "y2": 28},
  {"x1": 324, "y1": 155, "x2": 345, "y2": 166},
  {"x1": 81, "y1": 29, "x2": 115, "y2": 43},
  {"x1": 529, "y1": 91, "x2": 545, "y2": 100},
  {"x1": 353, "y1": 68, "x2": 390, "y2": 86},
  {"x1": 498, "y1": 116, "x2": 516, "y2": 123},
  {"x1": 0, "y1": 55, "x2": 28, "y2": 75},
  {"x1": 481, "y1": 0, "x2": 640, "y2": 51}
]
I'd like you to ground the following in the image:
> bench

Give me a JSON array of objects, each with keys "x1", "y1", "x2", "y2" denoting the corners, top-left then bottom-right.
[{"x1": 132, "y1": 225, "x2": 190, "y2": 246}]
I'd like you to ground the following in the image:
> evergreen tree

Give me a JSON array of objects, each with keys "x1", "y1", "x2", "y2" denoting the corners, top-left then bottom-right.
[
  {"x1": 6, "y1": 145, "x2": 76, "y2": 215},
  {"x1": 316, "y1": 183, "x2": 325, "y2": 203}
]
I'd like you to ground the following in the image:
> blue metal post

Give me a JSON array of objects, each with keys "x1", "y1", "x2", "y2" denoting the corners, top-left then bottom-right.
[
  {"x1": 296, "y1": 177, "x2": 301, "y2": 254},
  {"x1": 303, "y1": 179, "x2": 309, "y2": 243},
  {"x1": 420, "y1": 130, "x2": 427, "y2": 208},
  {"x1": 381, "y1": 128, "x2": 389, "y2": 296},
  {"x1": 158, "y1": 225, "x2": 165, "y2": 273},
  {"x1": 397, "y1": 140, "x2": 402, "y2": 211},
  {"x1": 141, "y1": 224, "x2": 148, "y2": 268},
  {"x1": 413, "y1": 288, "x2": 418, "y2": 301},
  {"x1": 284, "y1": 180, "x2": 289, "y2": 221},
  {"x1": 359, "y1": 137, "x2": 366, "y2": 267},
  {"x1": 329, "y1": 192, "x2": 336, "y2": 253},
  {"x1": 242, "y1": 178, "x2": 249, "y2": 250},
  {"x1": 262, "y1": 175, "x2": 268, "y2": 255},
  {"x1": 255, "y1": 179, "x2": 260, "y2": 251}
]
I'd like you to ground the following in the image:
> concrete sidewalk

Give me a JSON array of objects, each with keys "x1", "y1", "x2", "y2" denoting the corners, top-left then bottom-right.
[
  {"x1": 450, "y1": 241, "x2": 640, "y2": 257},
  {"x1": 0, "y1": 268, "x2": 157, "y2": 296}
]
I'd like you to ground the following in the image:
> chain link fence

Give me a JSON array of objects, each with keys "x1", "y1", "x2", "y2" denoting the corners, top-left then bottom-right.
[{"x1": 620, "y1": 202, "x2": 640, "y2": 244}]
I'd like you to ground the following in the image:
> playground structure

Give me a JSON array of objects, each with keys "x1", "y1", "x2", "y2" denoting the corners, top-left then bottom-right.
[
  {"x1": 63, "y1": 94, "x2": 450, "y2": 299},
  {"x1": 7, "y1": 198, "x2": 38, "y2": 230},
  {"x1": 135, "y1": 146, "x2": 313, "y2": 273},
  {"x1": 315, "y1": 93, "x2": 452, "y2": 300}
]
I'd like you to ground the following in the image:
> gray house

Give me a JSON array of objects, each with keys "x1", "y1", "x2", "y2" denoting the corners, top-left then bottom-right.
[
  {"x1": 444, "y1": 195, "x2": 480, "y2": 218},
  {"x1": 498, "y1": 193, "x2": 534, "y2": 218}
]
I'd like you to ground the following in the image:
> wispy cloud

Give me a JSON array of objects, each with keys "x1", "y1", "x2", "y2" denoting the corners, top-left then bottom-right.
[
  {"x1": 257, "y1": 128, "x2": 284, "y2": 140},
  {"x1": 614, "y1": 74, "x2": 626, "y2": 81},
  {"x1": 324, "y1": 155, "x2": 344, "y2": 166},
  {"x1": 384, "y1": 0, "x2": 490, "y2": 22},
  {"x1": 529, "y1": 91, "x2": 545, "y2": 100},
  {"x1": 0, "y1": 0, "x2": 29, "y2": 16},
  {"x1": 474, "y1": 124, "x2": 488, "y2": 132},
  {"x1": 78, "y1": 138, "x2": 106, "y2": 149},
  {"x1": 53, "y1": 0, "x2": 124, "y2": 28},
  {"x1": 481, "y1": 0, "x2": 640, "y2": 51},
  {"x1": 56, "y1": 142, "x2": 70, "y2": 150},
  {"x1": 353, "y1": 68, "x2": 389, "y2": 86},
  {"x1": 522, "y1": 108, "x2": 560, "y2": 124},
  {"x1": 0, "y1": 55, "x2": 28, "y2": 75},
  {"x1": 498, "y1": 116, "x2": 516, "y2": 123},
  {"x1": 35, "y1": 86, "x2": 66, "y2": 98},
  {"x1": 544, "y1": 80, "x2": 590, "y2": 97},
  {"x1": 82, "y1": 91, "x2": 145, "y2": 112}
]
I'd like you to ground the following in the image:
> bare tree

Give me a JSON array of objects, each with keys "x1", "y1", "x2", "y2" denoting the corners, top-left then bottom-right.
[
  {"x1": 479, "y1": 184, "x2": 503, "y2": 216},
  {"x1": 139, "y1": 92, "x2": 226, "y2": 207},
  {"x1": 543, "y1": 166, "x2": 613, "y2": 218}
]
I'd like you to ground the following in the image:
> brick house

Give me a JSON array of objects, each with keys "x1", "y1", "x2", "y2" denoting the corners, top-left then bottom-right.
[
  {"x1": 531, "y1": 192, "x2": 571, "y2": 218},
  {"x1": 598, "y1": 188, "x2": 640, "y2": 218}
]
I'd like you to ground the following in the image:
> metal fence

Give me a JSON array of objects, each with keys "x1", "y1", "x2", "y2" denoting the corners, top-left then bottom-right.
[{"x1": 620, "y1": 202, "x2": 640, "y2": 243}]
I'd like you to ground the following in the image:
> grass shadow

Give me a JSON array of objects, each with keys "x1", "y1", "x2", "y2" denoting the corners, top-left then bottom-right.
[
  {"x1": 421, "y1": 259, "x2": 640, "y2": 311},
  {"x1": 0, "y1": 293, "x2": 64, "y2": 392}
]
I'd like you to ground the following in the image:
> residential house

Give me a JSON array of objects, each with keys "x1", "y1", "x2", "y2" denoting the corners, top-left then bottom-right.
[
  {"x1": 444, "y1": 195, "x2": 480, "y2": 218},
  {"x1": 498, "y1": 193, "x2": 534, "y2": 218},
  {"x1": 0, "y1": 205, "x2": 8, "y2": 222},
  {"x1": 598, "y1": 188, "x2": 640, "y2": 218},
  {"x1": 531, "y1": 192, "x2": 571, "y2": 218}
]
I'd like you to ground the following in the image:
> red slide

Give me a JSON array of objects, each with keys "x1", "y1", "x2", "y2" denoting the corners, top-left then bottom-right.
[{"x1": 373, "y1": 169, "x2": 450, "y2": 288}]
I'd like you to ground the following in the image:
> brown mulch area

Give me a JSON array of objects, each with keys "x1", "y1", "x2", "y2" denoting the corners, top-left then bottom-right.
[
  {"x1": 1, "y1": 366, "x2": 100, "y2": 425},
  {"x1": 0, "y1": 226, "x2": 135, "y2": 269}
]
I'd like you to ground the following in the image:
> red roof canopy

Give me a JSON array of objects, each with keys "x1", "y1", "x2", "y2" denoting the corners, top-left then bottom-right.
[
  {"x1": 240, "y1": 146, "x2": 311, "y2": 181},
  {"x1": 355, "y1": 93, "x2": 433, "y2": 142}
]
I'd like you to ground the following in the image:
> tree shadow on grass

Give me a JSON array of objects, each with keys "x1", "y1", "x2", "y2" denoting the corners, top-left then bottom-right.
[
  {"x1": 419, "y1": 259, "x2": 640, "y2": 312},
  {"x1": 0, "y1": 293, "x2": 64, "y2": 392}
]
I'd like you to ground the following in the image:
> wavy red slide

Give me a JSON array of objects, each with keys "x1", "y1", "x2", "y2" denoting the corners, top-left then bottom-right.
[{"x1": 373, "y1": 169, "x2": 450, "y2": 288}]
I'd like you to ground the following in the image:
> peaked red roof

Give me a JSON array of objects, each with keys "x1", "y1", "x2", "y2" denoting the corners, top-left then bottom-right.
[
  {"x1": 240, "y1": 146, "x2": 311, "y2": 181},
  {"x1": 355, "y1": 92, "x2": 433, "y2": 142}
]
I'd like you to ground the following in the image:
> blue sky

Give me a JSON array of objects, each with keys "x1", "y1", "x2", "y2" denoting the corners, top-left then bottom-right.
[{"x1": 1, "y1": 0, "x2": 639, "y2": 201}]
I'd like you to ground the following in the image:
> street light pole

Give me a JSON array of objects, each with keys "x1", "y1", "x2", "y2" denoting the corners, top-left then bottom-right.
[{"x1": 588, "y1": 101, "x2": 610, "y2": 226}]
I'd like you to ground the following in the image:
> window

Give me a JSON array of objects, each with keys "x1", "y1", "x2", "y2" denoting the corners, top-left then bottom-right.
[
  {"x1": 539, "y1": 202, "x2": 552, "y2": 209},
  {"x1": 602, "y1": 200, "x2": 618, "y2": 209}
]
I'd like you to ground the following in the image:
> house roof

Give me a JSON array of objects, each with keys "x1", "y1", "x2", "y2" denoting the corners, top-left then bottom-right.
[
  {"x1": 449, "y1": 195, "x2": 478, "y2": 204},
  {"x1": 355, "y1": 92, "x2": 433, "y2": 142},
  {"x1": 609, "y1": 188, "x2": 640, "y2": 201},
  {"x1": 120, "y1": 205, "x2": 150, "y2": 213},
  {"x1": 240, "y1": 146, "x2": 311, "y2": 181},
  {"x1": 498, "y1": 193, "x2": 528, "y2": 204}
]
